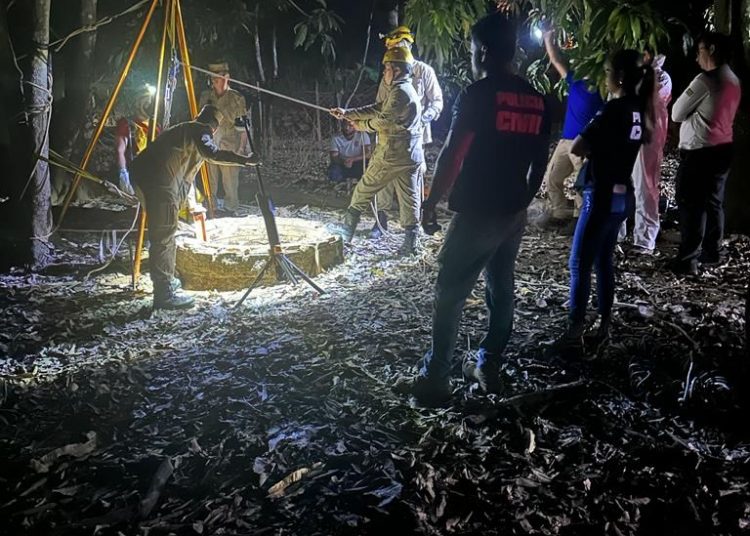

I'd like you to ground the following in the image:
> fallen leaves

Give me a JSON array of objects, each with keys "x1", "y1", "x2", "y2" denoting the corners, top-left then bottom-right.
[{"x1": 0, "y1": 154, "x2": 749, "y2": 534}]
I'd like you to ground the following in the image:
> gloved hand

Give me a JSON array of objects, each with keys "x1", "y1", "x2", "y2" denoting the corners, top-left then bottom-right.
[
  {"x1": 329, "y1": 107, "x2": 346, "y2": 120},
  {"x1": 422, "y1": 109, "x2": 437, "y2": 124},
  {"x1": 118, "y1": 168, "x2": 134, "y2": 195}
]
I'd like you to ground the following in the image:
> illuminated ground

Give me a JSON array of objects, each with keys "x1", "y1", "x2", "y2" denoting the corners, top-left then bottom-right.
[{"x1": 1, "y1": 187, "x2": 749, "y2": 535}]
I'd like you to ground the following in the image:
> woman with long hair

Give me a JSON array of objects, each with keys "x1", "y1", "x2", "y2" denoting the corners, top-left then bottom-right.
[{"x1": 558, "y1": 49, "x2": 655, "y2": 348}]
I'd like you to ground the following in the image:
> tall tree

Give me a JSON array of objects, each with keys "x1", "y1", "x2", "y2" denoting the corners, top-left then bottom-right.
[
  {"x1": 59, "y1": 0, "x2": 97, "y2": 163},
  {"x1": 0, "y1": 0, "x2": 53, "y2": 271}
]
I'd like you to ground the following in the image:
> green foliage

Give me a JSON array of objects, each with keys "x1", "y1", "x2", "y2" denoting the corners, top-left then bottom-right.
[
  {"x1": 524, "y1": 0, "x2": 672, "y2": 94},
  {"x1": 403, "y1": 0, "x2": 677, "y2": 97},
  {"x1": 292, "y1": 0, "x2": 344, "y2": 62},
  {"x1": 404, "y1": 0, "x2": 492, "y2": 70}
]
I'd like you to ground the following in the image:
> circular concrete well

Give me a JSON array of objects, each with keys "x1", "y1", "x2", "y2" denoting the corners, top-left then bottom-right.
[{"x1": 175, "y1": 216, "x2": 344, "y2": 291}]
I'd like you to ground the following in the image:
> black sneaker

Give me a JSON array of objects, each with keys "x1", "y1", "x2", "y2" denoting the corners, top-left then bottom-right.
[
  {"x1": 698, "y1": 251, "x2": 725, "y2": 266},
  {"x1": 546, "y1": 321, "x2": 585, "y2": 359},
  {"x1": 462, "y1": 352, "x2": 505, "y2": 394},
  {"x1": 581, "y1": 319, "x2": 610, "y2": 360},
  {"x1": 154, "y1": 290, "x2": 195, "y2": 310},
  {"x1": 669, "y1": 258, "x2": 698, "y2": 276},
  {"x1": 396, "y1": 374, "x2": 451, "y2": 408}
]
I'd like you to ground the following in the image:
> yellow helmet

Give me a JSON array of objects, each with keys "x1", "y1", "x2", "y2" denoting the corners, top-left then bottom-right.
[
  {"x1": 384, "y1": 25, "x2": 414, "y2": 48},
  {"x1": 382, "y1": 46, "x2": 414, "y2": 65}
]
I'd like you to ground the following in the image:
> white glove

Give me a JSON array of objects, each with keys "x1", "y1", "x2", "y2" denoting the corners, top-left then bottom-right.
[
  {"x1": 118, "y1": 168, "x2": 134, "y2": 195},
  {"x1": 422, "y1": 109, "x2": 437, "y2": 124}
]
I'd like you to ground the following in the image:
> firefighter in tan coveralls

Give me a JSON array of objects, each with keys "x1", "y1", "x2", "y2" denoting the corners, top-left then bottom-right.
[
  {"x1": 330, "y1": 47, "x2": 424, "y2": 255},
  {"x1": 130, "y1": 105, "x2": 258, "y2": 310},
  {"x1": 371, "y1": 26, "x2": 443, "y2": 239},
  {"x1": 199, "y1": 61, "x2": 248, "y2": 215}
]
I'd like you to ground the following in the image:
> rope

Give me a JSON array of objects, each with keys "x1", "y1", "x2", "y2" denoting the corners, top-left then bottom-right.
[
  {"x1": 40, "y1": 150, "x2": 142, "y2": 273},
  {"x1": 43, "y1": 149, "x2": 139, "y2": 205},
  {"x1": 184, "y1": 63, "x2": 332, "y2": 113},
  {"x1": 16, "y1": 0, "x2": 151, "y2": 60},
  {"x1": 344, "y1": 0, "x2": 376, "y2": 109},
  {"x1": 83, "y1": 205, "x2": 141, "y2": 280}
]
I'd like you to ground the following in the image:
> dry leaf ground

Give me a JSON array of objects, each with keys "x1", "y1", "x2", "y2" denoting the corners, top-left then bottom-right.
[{"x1": 1, "y1": 154, "x2": 749, "y2": 535}]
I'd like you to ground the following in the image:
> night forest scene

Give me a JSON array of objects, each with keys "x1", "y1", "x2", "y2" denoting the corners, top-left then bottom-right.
[{"x1": 2, "y1": 0, "x2": 750, "y2": 534}]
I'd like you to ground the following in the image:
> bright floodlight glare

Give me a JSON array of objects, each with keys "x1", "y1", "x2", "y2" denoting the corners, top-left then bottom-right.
[
  {"x1": 532, "y1": 26, "x2": 544, "y2": 41},
  {"x1": 145, "y1": 84, "x2": 157, "y2": 96}
]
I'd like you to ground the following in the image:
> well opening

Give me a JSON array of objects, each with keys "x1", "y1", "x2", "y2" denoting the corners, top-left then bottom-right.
[{"x1": 175, "y1": 216, "x2": 344, "y2": 291}]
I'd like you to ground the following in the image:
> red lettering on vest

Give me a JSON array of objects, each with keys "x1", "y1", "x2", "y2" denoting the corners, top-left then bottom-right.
[
  {"x1": 496, "y1": 111, "x2": 543, "y2": 134},
  {"x1": 496, "y1": 92, "x2": 544, "y2": 111}
]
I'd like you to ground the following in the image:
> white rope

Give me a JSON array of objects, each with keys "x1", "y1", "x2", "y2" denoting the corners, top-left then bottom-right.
[
  {"x1": 83, "y1": 204, "x2": 142, "y2": 280},
  {"x1": 184, "y1": 63, "x2": 332, "y2": 113}
]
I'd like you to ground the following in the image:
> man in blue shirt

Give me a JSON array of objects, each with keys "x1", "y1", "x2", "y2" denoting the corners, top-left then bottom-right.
[{"x1": 541, "y1": 30, "x2": 604, "y2": 230}]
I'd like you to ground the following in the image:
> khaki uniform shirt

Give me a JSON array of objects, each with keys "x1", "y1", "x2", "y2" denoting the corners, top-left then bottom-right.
[
  {"x1": 376, "y1": 60, "x2": 443, "y2": 144},
  {"x1": 199, "y1": 88, "x2": 247, "y2": 150},
  {"x1": 347, "y1": 77, "x2": 423, "y2": 165},
  {"x1": 130, "y1": 121, "x2": 247, "y2": 194}
]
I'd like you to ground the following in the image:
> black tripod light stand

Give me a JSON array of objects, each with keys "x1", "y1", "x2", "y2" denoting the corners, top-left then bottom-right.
[{"x1": 234, "y1": 116, "x2": 325, "y2": 308}]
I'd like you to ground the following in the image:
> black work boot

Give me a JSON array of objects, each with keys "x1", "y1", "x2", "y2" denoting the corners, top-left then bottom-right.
[
  {"x1": 154, "y1": 287, "x2": 195, "y2": 310},
  {"x1": 398, "y1": 225, "x2": 419, "y2": 256},
  {"x1": 462, "y1": 349, "x2": 505, "y2": 395},
  {"x1": 340, "y1": 208, "x2": 361, "y2": 244},
  {"x1": 369, "y1": 211, "x2": 388, "y2": 239}
]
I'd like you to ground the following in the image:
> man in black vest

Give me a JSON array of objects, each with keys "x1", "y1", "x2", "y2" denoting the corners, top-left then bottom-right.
[{"x1": 409, "y1": 12, "x2": 551, "y2": 406}]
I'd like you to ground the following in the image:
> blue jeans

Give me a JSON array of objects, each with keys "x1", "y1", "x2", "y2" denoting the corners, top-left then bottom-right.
[
  {"x1": 421, "y1": 210, "x2": 527, "y2": 380},
  {"x1": 328, "y1": 162, "x2": 366, "y2": 182},
  {"x1": 569, "y1": 188, "x2": 632, "y2": 324}
]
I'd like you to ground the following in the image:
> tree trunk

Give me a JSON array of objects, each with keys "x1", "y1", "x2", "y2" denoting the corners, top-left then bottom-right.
[
  {"x1": 714, "y1": 0, "x2": 731, "y2": 32},
  {"x1": 254, "y1": 4, "x2": 266, "y2": 83},
  {"x1": 381, "y1": 0, "x2": 399, "y2": 29},
  {"x1": 271, "y1": 25, "x2": 278, "y2": 79},
  {"x1": 0, "y1": 0, "x2": 53, "y2": 271},
  {"x1": 63, "y1": 0, "x2": 97, "y2": 162}
]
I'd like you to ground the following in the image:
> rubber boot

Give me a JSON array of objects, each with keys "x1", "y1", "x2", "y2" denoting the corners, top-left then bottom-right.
[
  {"x1": 340, "y1": 208, "x2": 361, "y2": 244},
  {"x1": 154, "y1": 287, "x2": 195, "y2": 310},
  {"x1": 369, "y1": 211, "x2": 388, "y2": 240},
  {"x1": 170, "y1": 277, "x2": 182, "y2": 292},
  {"x1": 462, "y1": 349, "x2": 505, "y2": 395},
  {"x1": 398, "y1": 225, "x2": 419, "y2": 256}
]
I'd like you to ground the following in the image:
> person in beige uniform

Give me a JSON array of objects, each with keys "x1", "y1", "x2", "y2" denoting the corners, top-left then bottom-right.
[
  {"x1": 371, "y1": 26, "x2": 443, "y2": 238},
  {"x1": 130, "y1": 105, "x2": 258, "y2": 310},
  {"x1": 330, "y1": 47, "x2": 424, "y2": 255},
  {"x1": 199, "y1": 61, "x2": 248, "y2": 215}
]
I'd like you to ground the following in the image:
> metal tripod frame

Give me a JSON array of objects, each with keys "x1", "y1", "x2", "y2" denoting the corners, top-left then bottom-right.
[
  {"x1": 234, "y1": 116, "x2": 325, "y2": 308},
  {"x1": 54, "y1": 0, "x2": 213, "y2": 289}
]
